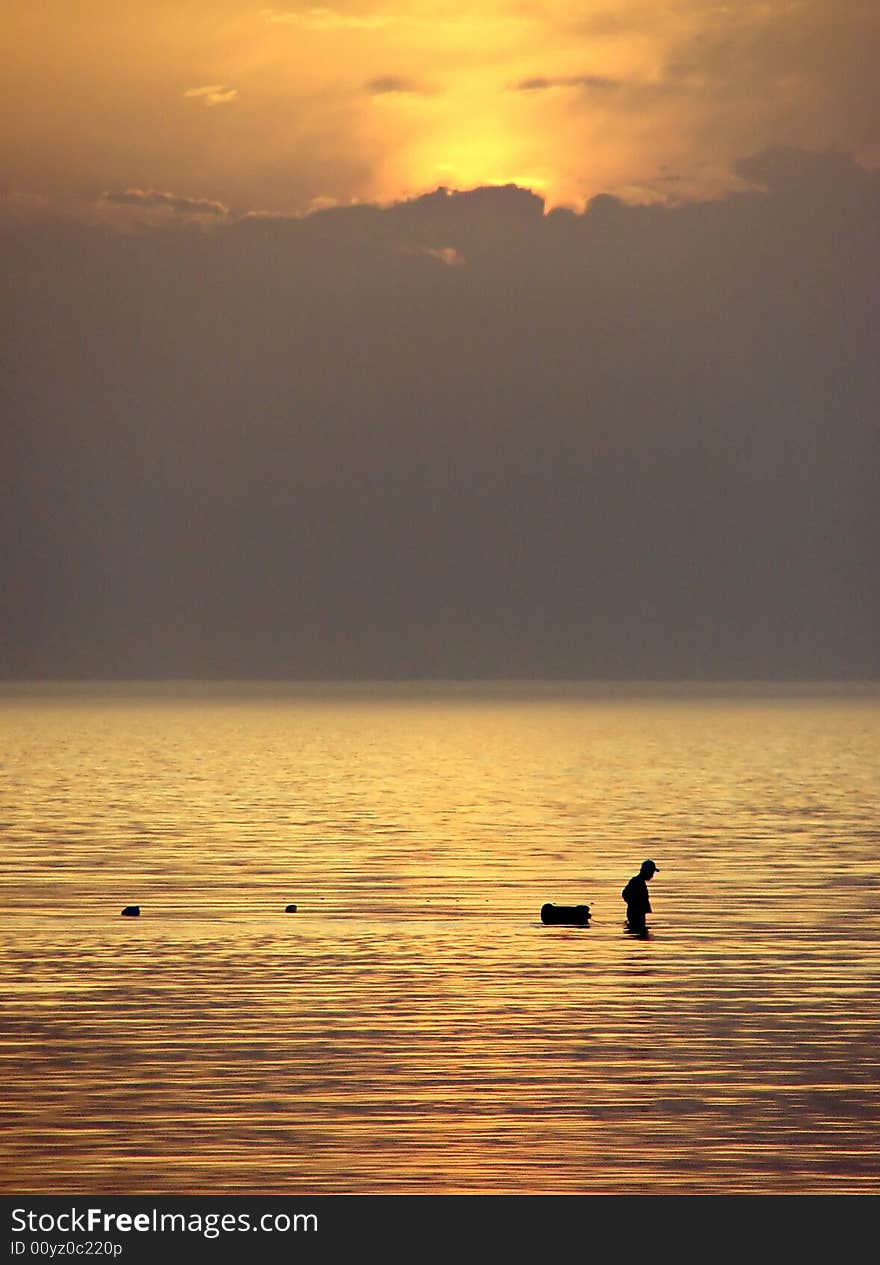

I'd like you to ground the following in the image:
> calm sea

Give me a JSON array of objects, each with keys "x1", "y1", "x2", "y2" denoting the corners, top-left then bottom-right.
[{"x1": 1, "y1": 681, "x2": 878, "y2": 1194}]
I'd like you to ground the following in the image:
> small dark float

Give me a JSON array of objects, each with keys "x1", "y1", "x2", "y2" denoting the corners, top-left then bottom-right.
[
  {"x1": 541, "y1": 902, "x2": 590, "y2": 926},
  {"x1": 284, "y1": 904, "x2": 298, "y2": 913},
  {"x1": 121, "y1": 906, "x2": 140, "y2": 918}
]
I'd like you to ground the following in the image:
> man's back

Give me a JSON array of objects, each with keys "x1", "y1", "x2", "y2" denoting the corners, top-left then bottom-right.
[{"x1": 622, "y1": 873, "x2": 651, "y2": 916}]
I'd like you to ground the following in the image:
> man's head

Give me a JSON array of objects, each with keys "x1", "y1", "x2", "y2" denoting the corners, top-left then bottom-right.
[{"x1": 640, "y1": 859, "x2": 659, "y2": 880}]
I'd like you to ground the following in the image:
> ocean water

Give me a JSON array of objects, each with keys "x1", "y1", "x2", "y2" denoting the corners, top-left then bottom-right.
[{"x1": 1, "y1": 681, "x2": 878, "y2": 1194}]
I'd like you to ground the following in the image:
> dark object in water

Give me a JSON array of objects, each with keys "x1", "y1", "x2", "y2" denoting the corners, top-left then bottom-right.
[
  {"x1": 284, "y1": 904, "x2": 298, "y2": 913},
  {"x1": 541, "y1": 902, "x2": 590, "y2": 925},
  {"x1": 121, "y1": 905, "x2": 140, "y2": 917}
]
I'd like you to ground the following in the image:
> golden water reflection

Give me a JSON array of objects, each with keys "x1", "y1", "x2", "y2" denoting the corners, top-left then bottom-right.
[{"x1": 2, "y1": 683, "x2": 878, "y2": 1192}]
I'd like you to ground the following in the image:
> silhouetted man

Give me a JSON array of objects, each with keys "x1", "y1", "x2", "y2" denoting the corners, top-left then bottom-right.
[{"x1": 622, "y1": 859, "x2": 659, "y2": 932}]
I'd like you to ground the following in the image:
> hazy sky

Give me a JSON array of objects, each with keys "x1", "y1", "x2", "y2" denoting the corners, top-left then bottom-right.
[
  {"x1": 3, "y1": 1, "x2": 879, "y2": 214},
  {"x1": 1, "y1": 4, "x2": 878, "y2": 678}
]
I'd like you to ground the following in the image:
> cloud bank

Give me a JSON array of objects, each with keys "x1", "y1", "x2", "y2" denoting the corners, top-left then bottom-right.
[{"x1": 2, "y1": 149, "x2": 878, "y2": 678}]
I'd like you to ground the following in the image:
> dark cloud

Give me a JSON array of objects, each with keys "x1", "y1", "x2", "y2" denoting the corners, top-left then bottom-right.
[
  {"x1": 365, "y1": 75, "x2": 429, "y2": 95},
  {"x1": 2, "y1": 149, "x2": 878, "y2": 679},
  {"x1": 735, "y1": 146, "x2": 873, "y2": 197},
  {"x1": 515, "y1": 74, "x2": 620, "y2": 92},
  {"x1": 101, "y1": 188, "x2": 230, "y2": 217}
]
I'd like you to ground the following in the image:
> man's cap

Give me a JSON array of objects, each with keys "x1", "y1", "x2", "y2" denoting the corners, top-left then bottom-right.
[{"x1": 640, "y1": 859, "x2": 659, "y2": 873}]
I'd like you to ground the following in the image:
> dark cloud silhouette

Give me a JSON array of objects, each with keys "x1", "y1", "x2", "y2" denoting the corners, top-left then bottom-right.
[
  {"x1": 101, "y1": 188, "x2": 230, "y2": 217},
  {"x1": 2, "y1": 149, "x2": 878, "y2": 679},
  {"x1": 365, "y1": 75, "x2": 430, "y2": 95},
  {"x1": 516, "y1": 74, "x2": 620, "y2": 92},
  {"x1": 735, "y1": 146, "x2": 873, "y2": 198}
]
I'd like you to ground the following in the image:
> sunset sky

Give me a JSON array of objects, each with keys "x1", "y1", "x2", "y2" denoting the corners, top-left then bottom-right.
[
  {"x1": 3, "y1": 1, "x2": 878, "y2": 216},
  {"x1": 1, "y1": 4, "x2": 878, "y2": 678}
]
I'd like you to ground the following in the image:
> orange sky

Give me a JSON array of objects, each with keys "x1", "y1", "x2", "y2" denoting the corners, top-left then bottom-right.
[{"x1": 2, "y1": 1, "x2": 878, "y2": 218}]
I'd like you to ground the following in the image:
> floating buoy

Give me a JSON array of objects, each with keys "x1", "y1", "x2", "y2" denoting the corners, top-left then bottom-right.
[
  {"x1": 121, "y1": 905, "x2": 140, "y2": 918},
  {"x1": 541, "y1": 902, "x2": 590, "y2": 925},
  {"x1": 284, "y1": 904, "x2": 298, "y2": 913}
]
